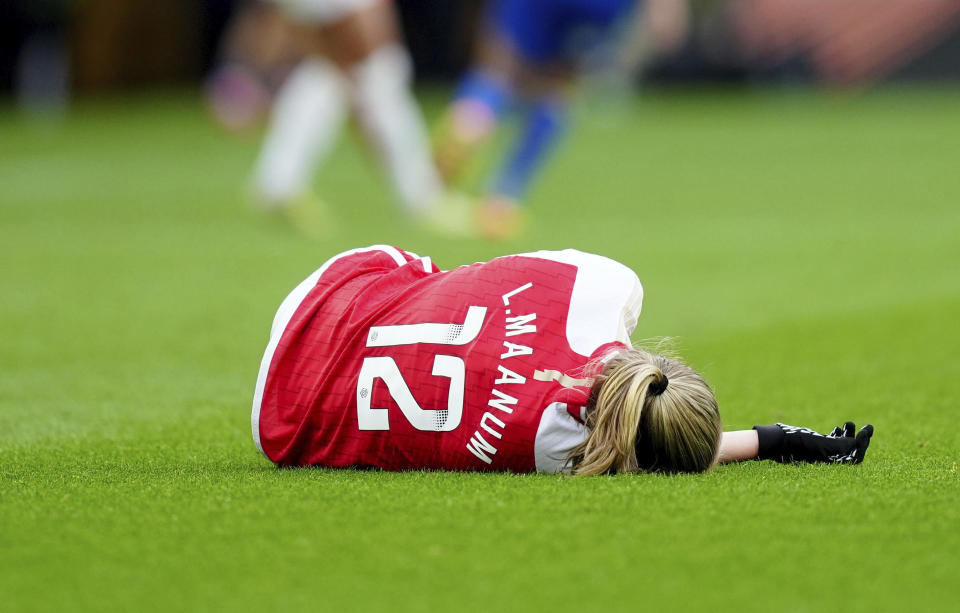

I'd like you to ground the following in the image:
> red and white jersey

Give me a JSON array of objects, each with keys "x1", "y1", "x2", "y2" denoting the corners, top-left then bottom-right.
[{"x1": 252, "y1": 245, "x2": 644, "y2": 473}]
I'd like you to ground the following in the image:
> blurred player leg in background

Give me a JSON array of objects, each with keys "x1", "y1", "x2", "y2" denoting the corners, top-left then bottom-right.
[
  {"x1": 252, "y1": 52, "x2": 346, "y2": 234},
  {"x1": 250, "y1": 0, "x2": 467, "y2": 236},
  {"x1": 436, "y1": 0, "x2": 688, "y2": 240},
  {"x1": 477, "y1": 69, "x2": 572, "y2": 241}
]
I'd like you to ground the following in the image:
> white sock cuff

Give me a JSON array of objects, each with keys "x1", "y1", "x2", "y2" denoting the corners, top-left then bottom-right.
[
  {"x1": 351, "y1": 44, "x2": 413, "y2": 90},
  {"x1": 295, "y1": 57, "x2": 347, "y2": 90}
]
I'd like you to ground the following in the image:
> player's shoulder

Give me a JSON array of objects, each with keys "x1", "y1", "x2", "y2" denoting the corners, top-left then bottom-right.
[
  {"x1": 511, "y1": 249, "x2": 643, "y2": 307},
  {"x1": 512, "y1": 249, "x2": 639, "y2": 281},
  {"x1": 512, "y1": 249, "x2": 644, "y2": 356}
]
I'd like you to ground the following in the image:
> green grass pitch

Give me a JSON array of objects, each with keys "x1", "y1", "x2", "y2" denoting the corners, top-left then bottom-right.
[{"x1": 1, "y1": 87, "x2": 959, "y2": 612}]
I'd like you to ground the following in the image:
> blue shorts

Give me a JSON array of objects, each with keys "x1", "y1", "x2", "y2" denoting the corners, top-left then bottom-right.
[{"x1": 490, "y1": 0, "x2": 640, "y2": 65}]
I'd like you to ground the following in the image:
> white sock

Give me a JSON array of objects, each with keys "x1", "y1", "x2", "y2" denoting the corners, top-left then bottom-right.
[
  {"x1": 349, "y1": 44, "x2": 443, "y2": 213},
  {"x1": 252, "y1": 58, "x2": 346, "y2": 207}
]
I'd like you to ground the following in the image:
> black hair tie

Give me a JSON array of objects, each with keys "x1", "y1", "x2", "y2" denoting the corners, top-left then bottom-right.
[{"x1": 649, "y1": 374, "x2": 669, "y2": 397}]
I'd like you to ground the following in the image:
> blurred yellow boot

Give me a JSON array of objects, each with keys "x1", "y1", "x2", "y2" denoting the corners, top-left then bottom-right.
[
  {"x1": 416, "y1": 191, "x2": 476, "y2": 238},
  {"x1": 433, "y1": 101, "x2": 496, "y2": 184},
  {"x1": 258, "y1": 191, "x2": 337, "y2": 240},
  {"x1": 476, "y1": 196, "x2": 526, "y2": 241}
]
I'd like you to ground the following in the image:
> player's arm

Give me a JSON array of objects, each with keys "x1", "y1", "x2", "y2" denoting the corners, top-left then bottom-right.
[
  {"x1": 717, "y1": 430, "x2": 760, "y2": 463},
  {"x1": 718, "y1": 422, "x2": 874, "y2": 465}
]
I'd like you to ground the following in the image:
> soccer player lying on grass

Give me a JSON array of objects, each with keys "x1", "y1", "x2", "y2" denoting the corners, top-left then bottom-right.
[{"x1": 252, "y1": 246, "x2": 873, "y2": 473}]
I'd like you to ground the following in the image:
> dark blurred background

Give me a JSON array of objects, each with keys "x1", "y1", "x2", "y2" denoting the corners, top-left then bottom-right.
[{"x1": 2, "y1": 0, "x2": 959, "y2": 106}]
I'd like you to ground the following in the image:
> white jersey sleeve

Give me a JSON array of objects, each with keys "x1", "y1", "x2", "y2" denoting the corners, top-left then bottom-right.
[
  {"x1": 518, "y1": 249, "x2": 644, "y2": 356},
  {"x1": 534, "y1": 403, "x2": 589, "y2": 474}
]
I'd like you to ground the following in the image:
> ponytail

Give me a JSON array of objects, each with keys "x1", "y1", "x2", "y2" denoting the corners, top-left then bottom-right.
[{"x1": 570, "y1": 349, "x2": 721, "y2": 475}]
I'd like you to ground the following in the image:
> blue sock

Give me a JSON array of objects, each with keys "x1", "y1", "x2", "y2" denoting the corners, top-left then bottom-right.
[
  {"x1": 454, "y1": 70, "x2": 513, "y2": 118},
  {"x1": 491, "y1": 97, "x2": 569, "y2": 201}
]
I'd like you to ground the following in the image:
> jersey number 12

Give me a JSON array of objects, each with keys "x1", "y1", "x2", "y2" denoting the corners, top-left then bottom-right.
[{"x1": 356, "y1": 306, "x2": 487, "y2": 432}]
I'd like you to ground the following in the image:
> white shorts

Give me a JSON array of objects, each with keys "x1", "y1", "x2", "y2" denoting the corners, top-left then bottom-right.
[{"x1": 270, "y1": 0, "x2": 382, "y2": 24}]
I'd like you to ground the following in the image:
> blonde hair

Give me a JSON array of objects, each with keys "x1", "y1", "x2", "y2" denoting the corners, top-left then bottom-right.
[{"x1": 570, "y1": 348, "x2": 722, "y2": 475}]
